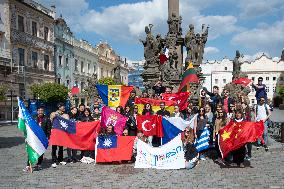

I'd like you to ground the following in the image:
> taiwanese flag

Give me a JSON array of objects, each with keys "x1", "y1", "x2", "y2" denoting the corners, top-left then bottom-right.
[
  {"x1": 96, "y1": 85, "x2": 134, "y2": 108},
  {"x1": 136, "y1": 115, "x2": 163, "y2": 137},
  {"x1": 232, "y1": 78, "x2": 252, "y2": 86},
  {"x1": 100, "y1": 106, "x2": 128, "y2": 136},
  {"x1": 135, "y1": 98, "x2": 175, "y2": 115},
  {"x1": 95, "y1": 135, "x2": 135, "y2": 163},
  {"x1": 49, "y1": 116, "x2": 100, "y2": 150},
  {"x1": 218, "y1": 121, "x2": 264, "y2": 158},
  {"x1": 161, "y1": 92, "x2": 190, "y2": 111}
]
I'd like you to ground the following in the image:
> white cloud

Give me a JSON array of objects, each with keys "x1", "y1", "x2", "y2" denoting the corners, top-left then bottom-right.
[
  {"x1": 238, "y1": 0, "x2": 284, "y2": 19},
  {"x1": 231, "y1": 20, "x2": 284, "y2": 56},
  {"x1": 42, "y1": 0, "x2": 241, "y2": 43},
  {"x1": 205, "y1": 47, "x2": 220, "y2": 55}
]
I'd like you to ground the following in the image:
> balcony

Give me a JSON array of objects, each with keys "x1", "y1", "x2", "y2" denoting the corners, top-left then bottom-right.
[{"x1": 25, "y1": 66, "x2": 55, "y2": 76}]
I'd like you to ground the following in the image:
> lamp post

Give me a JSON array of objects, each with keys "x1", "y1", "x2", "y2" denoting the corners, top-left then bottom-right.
[{"x1": 7, "y1": 88, "x2": 15, "y2": 123}]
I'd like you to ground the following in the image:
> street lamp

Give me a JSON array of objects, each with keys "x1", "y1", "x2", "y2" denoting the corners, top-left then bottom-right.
[{"x1": 7, "y1": 88, "x2": 16, "y2": 123}]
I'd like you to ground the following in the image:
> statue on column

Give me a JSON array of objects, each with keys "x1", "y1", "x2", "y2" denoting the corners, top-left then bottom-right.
[
  {"x1": 113, "y1": 62, "x2": 122, "y2": 84},
  {"x1": 232, "y1": 50, "x2": 243, "y2": 80}
]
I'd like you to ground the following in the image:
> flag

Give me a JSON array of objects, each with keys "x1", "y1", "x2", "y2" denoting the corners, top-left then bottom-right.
[
  {"x1": 49, "y1": 117, "x2": 100, "y2": 150},
  {"x1": 232, "y1": 78, "x2": 252, "y2": 86},
  {"x1": 218, "y1": 121, "x2": 264, "y2": 158},
  {"x1": 100, "y1": 106, "x2": 128, "y2": 136},
  {"x1": 161, "y1": 115, "x2": 197, "y2": 145},
  {"x1": 194, "y1": 127, "x2": 210, "y2": 152},
  {"x1": 134, "y1": 98, "x2": 175, "y2": 115},
  {"x1": 135, "y1": 135, "x2": 185, "y2": 169},
  {"x1": 161, "y1": 92, "x2": 190, "y2": 111},
  {"x1": 95, "y1": 135, "x2": 135, "y2": 163},
  {"x1": 71, "y1": 86, "x2": 79, "y2": 95},
  {"x1": 178, "y1": 62, "x2": 199, "y2": 92},
  {"x1": 17, "y1": 98, "x2": 48, "y2": 165},
  {"x1": 96, "y1": 84, "x2": 133, "y2": 108},
  {"x1": 136, "y1": 115, "x2": 163, "y2": 137},
  {"x1": 159, "y1": 47, "x2": 169, "y2": 65}
]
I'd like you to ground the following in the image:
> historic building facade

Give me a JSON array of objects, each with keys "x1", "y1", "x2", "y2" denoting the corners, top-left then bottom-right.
[{"x1": 201, "y1": 53, "x2": 284, "y2": 105}]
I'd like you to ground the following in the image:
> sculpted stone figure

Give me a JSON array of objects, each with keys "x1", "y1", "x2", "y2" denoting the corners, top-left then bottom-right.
[
  {"x1": 232, "y1": 50, "x2": 242, "y2": 80},
  {"x1": 113, "y1": 62, "x2": 122, "y2": 84}
]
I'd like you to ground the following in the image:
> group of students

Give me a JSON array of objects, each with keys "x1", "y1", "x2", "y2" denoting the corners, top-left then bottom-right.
[{"x1": 23, "y1": 77, "x2": 272, "y2": 171}]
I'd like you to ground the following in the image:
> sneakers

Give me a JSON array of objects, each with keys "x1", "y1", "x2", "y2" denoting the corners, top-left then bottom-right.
[
  {"x1": 23, "y1": 166, "x2": 31, "y2": 172},
  {"x1": 59, "y1": 161, "x2": 67, "y2": 165},
  {"x1": 256, "y1": 146, "x2": 260, "y2": 150},
  {"x1": 199, "y1": 155, "x2": 206, "y2": 161},
  {"x1": 245, "y1": 156, "x2": 251, "y2": 161},
  {"x1": 51, "y1": 163, "x2": 57, "y2": 168},
  {"x1": 80, "y1": 156, "x2": 95, "y2": 164},
  {"x1": 264, "y1": 146, "x2": 269, "y2": 152},
  {"x1": 34, "y1": 165, "x2": 42, "y2": 171}
]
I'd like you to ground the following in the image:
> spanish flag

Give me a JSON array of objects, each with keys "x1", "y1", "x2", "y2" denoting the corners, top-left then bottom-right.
[
  {"x1": 96, "y1": 85, "x2": 134, "y2": 108},
  {"x1": 134, "y1": 98, "x2": 175, "y2": 114}
]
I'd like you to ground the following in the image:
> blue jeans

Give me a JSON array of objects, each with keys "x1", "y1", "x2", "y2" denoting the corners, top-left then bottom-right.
[{"x1": 258, "y1": 121, "x2": 268, "y2": 146}]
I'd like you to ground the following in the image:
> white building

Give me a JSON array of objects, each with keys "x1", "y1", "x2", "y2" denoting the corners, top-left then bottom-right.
[{"x1": 201, "y1": 53, "x2": 284, "y2": 105}]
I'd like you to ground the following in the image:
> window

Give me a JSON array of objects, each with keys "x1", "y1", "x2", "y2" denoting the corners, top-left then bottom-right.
[
  {"x1": 18, "y1": 48, "x2": 25, "y2": 66},
  {"x1": 224, "y1": 67, "x2": 227, "y2": 71},
  {"x1": 273, "y1": 87, "x2": 276, "y2": 92},
  {"x1": 44, "y1": 27, "x2": 49, "y2": 40},
  {"x1": 81, "y1": 82, "x2": 85, "y2": 91},
  {"x1": 18, "y1": 15, "x2": 24, "y2": 32},
  {"x1": 57, "y1": 78, "x2": 61, "y2": 84},
  {"x1": 101, "y1": 68, "x2": 104, "y2": 77},
  {"x1": 266, "y1": 77, "x2": 269, "y2": 81},
  {"x1": 81, "y1": 61, "x2": 84, "y2": 72},
  {"x1": 31, "y1": 21, "x2": 37, "y2": 36},
  {"x1": 265, "y1": 86, "x2": 269, "y2": 93},
  {"x1": 66, "y1": 80, "x2": 70, "y2": 87},
  {"x1": 252, "y1": 77, "x2": 255, "y2": 81},
  {"x1": 31, "y1": 51, "x2": 38, "y2": 68},
  {"x1": 94, "y1": 65, "x2": 96, "y2": 74},
  {"x1": 75, "y1": 81, "x2": 78, "y2": 87},
  {"x1": 252, "y1": 99, "x2": 255, "y2": 104},
  {"x1": 223, "y1": 79, "x2": 226, "y2": 84},
  {"x1": 273, "y1": 77, "x2": 276, "y2": 81},
  {"x1": 44, "y1": 55, "x2": 49, "y2": 70},
  {"x1": 58, "y1": 55, "x2": 62, "y2": 67},
  {"x1": 215, "y1": 79, "x2": 218, "y2": 84},
  {"x1": 75, "y1": 59, "x2": 78, "y2": 71},
  {"x1": 87, "y1": 63, "x2": 90, "y2": 73},
  {"x1": 65, "y1": 57, "x2": 69, "y2": 68},
  {"x1": 280, "y1": 77, "x2": 284, "y2": 81}
]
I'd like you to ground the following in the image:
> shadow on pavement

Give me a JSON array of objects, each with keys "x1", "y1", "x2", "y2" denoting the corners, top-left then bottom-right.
[{"x1": 0, "y1": 136, "x2": 25, "y2": 149}]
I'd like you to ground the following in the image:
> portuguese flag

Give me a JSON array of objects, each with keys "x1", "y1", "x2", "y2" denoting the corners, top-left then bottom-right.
[
  {"x1": 178, "y1": 62, "x2": 199, "y2": 92},
  {"x1": 17, "y1": 98, "x2": 48, "y2": 165}
]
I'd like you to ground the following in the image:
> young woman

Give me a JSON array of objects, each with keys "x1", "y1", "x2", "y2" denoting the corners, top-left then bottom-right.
[
  {"x1": 183, "y1": 127, "x2": 199, "y2": 169},
  {"x1": 116, "y1": 106, "x2": 124, "y2": 115},
  {"x1": 214, "y1": 110, "x2": 228, "y2": 163},
  {"x1": 92, "y1": 107, "x2": 101, "y2": 121},
  {"x1": 171, "y1": 105, "x2": 184, "y2": 118},
  {"x1": 79, "y1": 108, "x2": 94, "y2": 122},
  {"x1": 142, "y1": 103, "x2": 154, "y2": 115},
  {"x1": 124, "y1": 105, "x2": 132, "y2": 118},
  {"x1": 194, "y1": 107, "x2": 209, "y2": 160}
]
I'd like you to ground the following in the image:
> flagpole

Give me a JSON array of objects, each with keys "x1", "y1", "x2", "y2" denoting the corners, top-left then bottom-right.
[{"x1": 29, "y1": 161, "x2": 33, "y2": 173}]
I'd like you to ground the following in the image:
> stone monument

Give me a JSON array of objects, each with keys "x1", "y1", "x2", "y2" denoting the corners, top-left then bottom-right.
[{"x1": 141, "y1": 0, "x2": 208, "y2": 97}]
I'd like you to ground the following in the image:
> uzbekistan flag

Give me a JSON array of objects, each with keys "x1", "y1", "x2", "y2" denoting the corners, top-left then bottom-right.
[
  {"x1": 49, "y1": 116, "x2": 100, "y2": 150},
  {"x1": 96, "y1": 85, "x2": 134, "y2": 108},
  {"x1": 17, "y1": 98, "x2": 48, "y2": 165},
  {"x1": 134, "y1": 98, "x2": 175, "y2": 115},
  {"x1": 95, "y1": 135, "x2": 135, "y2": 163},
  {"x1": 178, "y1": 62, "x2": 199, "y2": 92}
]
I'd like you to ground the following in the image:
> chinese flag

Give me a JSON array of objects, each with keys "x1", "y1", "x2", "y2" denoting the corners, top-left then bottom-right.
[
  {"x1": 232, "y1": 78, "x2": 252, "y2": 86},
  {"x1": 161, "y1": 92, "x2": 190, "y2": 111},
  {"x1": 218, "y1": 121, "x2": 264, "y2": 158},
  {"x1": 136, "y1": 115, "x2": 163, "y2": 137}
]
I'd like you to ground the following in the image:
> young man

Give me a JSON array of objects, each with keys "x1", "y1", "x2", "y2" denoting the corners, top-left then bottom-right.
[
  {"x1": 165, "y1": 86, "x2": 173, "y2": 94},
  {"x1": 203, "y1": 86, "x2": 221, "y2": 112},
  {"x1": 77, "y1": 103, "x2": 85, "y2": 120},
  {"x1": 152, "y1": 81, "x2": 166, "y2": 96},
  {"x1": 50, "y1": 103, "x2": 69, "y2": 168},
  {"x1": 23, "y1": 106, "x2": 51, "y2": 172},
  {"x1": 221, "y1": 89, "x2": 234, "y2": 114},
  {"x1": 255, "y1": 97, "x2": 271, "y2": 151},
  {"x1": 252, "y1": 77, "x2": 267, "y2": 104}
]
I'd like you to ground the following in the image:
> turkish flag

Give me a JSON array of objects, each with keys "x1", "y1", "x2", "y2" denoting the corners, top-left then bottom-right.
[
  {"x1": 161, "y1": 92, "x2": 190, "y2": 111},
  {"x1": 136, "y1": 115, "x2": 163, "y2": 137},
  {"x1": 218, "y1": 121, "x2": 264, "y2": 158},
  {"x1": 232, "y1": 78, "x2": 252, "y2": 86}
]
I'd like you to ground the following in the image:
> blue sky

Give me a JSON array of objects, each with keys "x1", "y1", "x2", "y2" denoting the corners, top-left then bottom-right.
[{"x1": 41, "y1": 0, "x2": 284, "y2": 62}]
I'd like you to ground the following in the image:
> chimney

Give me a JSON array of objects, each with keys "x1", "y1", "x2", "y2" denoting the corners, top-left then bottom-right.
[{"x1": 281, "y1": 48, "x2": 284, "y2": 61}]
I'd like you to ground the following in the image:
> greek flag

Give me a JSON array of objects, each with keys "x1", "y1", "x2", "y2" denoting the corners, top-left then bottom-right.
[{"x1": 195, "y1": 127, "x2": 210, "y2": 152}]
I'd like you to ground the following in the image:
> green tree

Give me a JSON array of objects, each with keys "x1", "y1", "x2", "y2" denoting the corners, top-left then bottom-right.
[
  {"x1": 30, "y1": 83, "x2": 69, "y2": 102},
  {"x1": 98, "y1": 77, "x2": 120, "y2": 85},
  {"x1": 279, "y1": 85, "x2": 284, "y2": 98},
  {"x1": 0, "y1": 85, "x2": 8, "y2": 101}
]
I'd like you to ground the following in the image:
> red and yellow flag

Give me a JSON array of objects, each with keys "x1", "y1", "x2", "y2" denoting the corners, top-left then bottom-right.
[
  {"x1": 134, "y1": 98, "x2": 175, "y2": 115},
  {"x1": 218, "y1": 120, "x2": 264, "y2": 158}
]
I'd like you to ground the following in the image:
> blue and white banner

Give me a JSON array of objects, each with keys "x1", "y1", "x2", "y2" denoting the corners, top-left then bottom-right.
[
  {"x1": 195, "y1": 127, "x2": 210, "y2": 152},
  {"x1": 135, "y1": 135, "x2": 185, "y2": 169}
]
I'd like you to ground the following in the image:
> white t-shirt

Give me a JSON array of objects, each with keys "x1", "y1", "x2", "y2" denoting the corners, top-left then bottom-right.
[{"x1": 256, "y1": 104, "x2": 270, "y2": 121}]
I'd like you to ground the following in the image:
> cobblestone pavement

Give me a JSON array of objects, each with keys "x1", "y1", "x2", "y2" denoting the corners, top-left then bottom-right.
[{"x1": 0, "y1": 124, "x2": 284, "y2": 189}]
